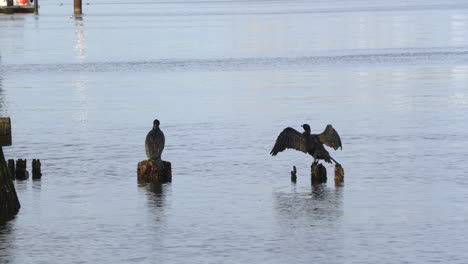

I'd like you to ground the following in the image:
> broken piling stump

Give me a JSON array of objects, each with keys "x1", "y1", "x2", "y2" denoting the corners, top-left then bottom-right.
[
  {"x1": 15, "y1": 159, "x2": 29, "y2": 180},
  {"x1": 32, "y1": 159, "x2": 42, "y2": 179},
  {"x1": 311, "y1": 162, "x2": 327, "y2": 185},
  {"x1": 290, "y1": 166, "x2": 297, "y2": 183},
  {"x1": 137, "y1": 160, "x2": 172, "y2": 184},
  {"x1": 334, "y1": 164, "x2": 344, "y2": 186},
  {"x1": 7, "y1": 159, "x2": 15, "y2": 179}
]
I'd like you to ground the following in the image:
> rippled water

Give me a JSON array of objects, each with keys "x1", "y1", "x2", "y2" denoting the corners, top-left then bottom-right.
[{"x1": 1, "y1": 0, "x2": 468, "y2": 263}]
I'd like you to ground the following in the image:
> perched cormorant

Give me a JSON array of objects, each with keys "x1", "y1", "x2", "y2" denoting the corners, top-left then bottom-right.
[
  {"x1": 270, "y1": 124, "x2": 342, "y2": 165},
  {"x1": 145, "y1": 119, "x2": 165, "y2": 161}
]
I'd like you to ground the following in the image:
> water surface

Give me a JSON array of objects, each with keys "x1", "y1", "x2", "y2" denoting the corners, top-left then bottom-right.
[{"x1": 1, "y1": 0, "x2": 468, "y2": 263}]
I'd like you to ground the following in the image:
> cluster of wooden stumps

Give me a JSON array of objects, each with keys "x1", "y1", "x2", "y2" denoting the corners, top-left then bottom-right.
[
  {"x1": 7, "y1": 159, "x2": 42, "y2": 180},
  {"x1": 0, "y1": 117, "x2": 20, "y2": 222},
  {"x1": 137, "y1": 160, "x2": 172, "y2": 184},
  {"x1": 290, "y1": 163, "x2": 344, "y2": 186}
]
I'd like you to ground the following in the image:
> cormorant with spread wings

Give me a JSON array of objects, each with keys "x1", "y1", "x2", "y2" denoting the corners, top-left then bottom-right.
[{"x1": 270, "y1": 124, "x2": 342, "y2": 165}]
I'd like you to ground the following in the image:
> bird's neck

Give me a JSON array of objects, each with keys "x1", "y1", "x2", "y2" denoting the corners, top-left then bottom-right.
[{"x1": 152, "y1": 125, "x2": 160, "y2": 130}]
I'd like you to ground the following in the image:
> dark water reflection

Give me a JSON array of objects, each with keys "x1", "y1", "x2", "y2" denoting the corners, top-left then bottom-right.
[
  {"x1": 138, "y1": 182, "x2": 169, "y2": 209},
  {"x1": 273, "y1": 185, "x2": 345, "y2": 263},
  {"x1": 0, "y1": 223, "x2": 14, "y2": 264},
  {"x1": 275, "y1": 185, "x2": 343, "y2": 223}
]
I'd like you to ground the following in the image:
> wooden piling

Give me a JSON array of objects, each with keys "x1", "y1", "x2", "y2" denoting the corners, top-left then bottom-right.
[
  {"x1": 137, "y1": 160, "x2": 172, "y2": 184},
  {"x1": 0, "y1": 117, "x2": 20, "y2": 222},
  {"x1": 32, "y1": 159, "x2": 42, "y2": 179},
  {"x1": 290, "y1": 166, "x2": 297, "y2": 183},
  {"x1": 7, "y1": 159, "x2": 15, "y2": 179},
  {"x1": 74, "y1": 0, "x2": 82, "y2": 14},
  {"x1": 311, "y1": 162, "x2": 327, "y2": 185},
  {"x1": 0, "y1": 147, "x2": 20, "y2": 222},
  {"x1": 15, "y1": 159, "x2": 28, "y2": 180},
  {"x1": 34, "y1": 0, "x2": 38, "y2": 15},
  {"x1": 334, "y1": 164, "x2": 344, "y2": 186},
  {"x1": 0, "y1": 118, "x2": 12, "y2": 147}
]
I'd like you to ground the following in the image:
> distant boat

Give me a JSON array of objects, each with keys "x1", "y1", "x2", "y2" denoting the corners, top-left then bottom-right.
[{"x1": 0, "y1": 0, "x2": 35, "y2": 13}]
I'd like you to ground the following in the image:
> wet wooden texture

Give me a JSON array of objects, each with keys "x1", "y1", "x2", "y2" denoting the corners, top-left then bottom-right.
[
  {"x1": 32, "y1": 159, "x2": 42, "y2": 179},
  {"x1": 137, "y1": 160, "x2": 172, "y2": 184},
  {"x1": 15, "y1": 159, "x2": 28, "y2": 180},
  {"x1": 74, "y1": 0, "x2": 81, "y2": 14},
  {"x1": 0, "y1": 147, "x2": 20, "y2": 222},
  {"x1": 7, "y1": 159, "x2": 15, "y2": 179},
  {"x1": 0, "y1": 118, "x2": 11, "y2": 146},
  {"x1": 311, "y1": 163, "x2": 327, "y2": 185},
  {"x1": 290, "y1": 166, "x2": 297, "y2": 183},
  {"x1": 334, "y1": 164, "x2": 345, "y2": 186}
]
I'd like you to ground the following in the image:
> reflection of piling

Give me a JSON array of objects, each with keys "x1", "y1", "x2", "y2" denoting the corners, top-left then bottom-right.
[
  {"x1": 15, "y1": 159, "x2": 29, "y2": 180},
  {"x1": 334, "y1": 164, "x2": 344, "y2": 186},
  {"x1": 137, "y1": 160, "x2": 172, "y2": 184},
  {"x1": 74, "y1": 0, "x2": 82, "y2": 14},
  {"x1": 32, "y1": 159, "x2": 42, "y2": 179},
  {"x1": 7, "y1": 159, "x2": 15, "y2": 179},
  {"x1": 290, "y1": 166, "x2": 297, "y2": 183},
  {"x1": 311, "y1": 162, "x2": 327, "y2": 185}
]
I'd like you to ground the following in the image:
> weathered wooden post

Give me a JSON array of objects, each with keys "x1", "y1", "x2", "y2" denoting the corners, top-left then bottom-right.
[
  {"x1": 290, "y1": 166, "x2": 297, "y2": 183},
  {"x1": 32, "y1": 159, "x2": 42, "y2": 179},
  {"x1": 74, "y1": 0, "x2": 82, "y2": 14},
  {"x1": 0, "y1": 117, "x2": 12, "y2": 147},
  {"x1": 34, "y1": 0, "x2": 38, "y2": 15},
  {"x1": 311, "y1": 162, "x2": 327, "y2": 185},
  {"x1": 7, "y1": 159, "x2": 15, "y2": 179},
  {"x1": 15, "y1": 159, "x2": 28, "y2": 180},
  {"x1": 0, "y1": 117, "x2": 20, "y2": 222},
  {"x1": 137, "y1": 160, "x2": 172, "y2": 184},
  {"x1": 334, "y1": 164, "x2": 344, "y2": 186}
]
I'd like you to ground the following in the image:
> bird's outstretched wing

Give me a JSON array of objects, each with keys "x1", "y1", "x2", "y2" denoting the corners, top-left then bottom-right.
[
  {"x1": 318, "y1": 124, "x2": 342, "y2": 150},
  {"x1": 270, "y1": 127, "x2": 307, "y2": 156}
]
